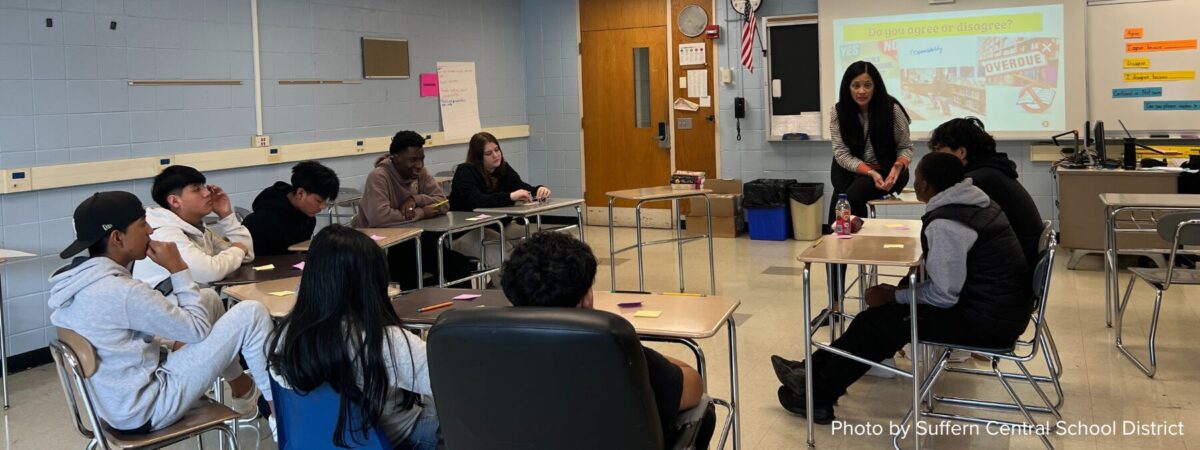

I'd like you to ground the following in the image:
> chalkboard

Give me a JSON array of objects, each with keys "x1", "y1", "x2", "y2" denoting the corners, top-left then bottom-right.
[{"x1": 765, "y1": 16, "x2": 823, "y2": 140}]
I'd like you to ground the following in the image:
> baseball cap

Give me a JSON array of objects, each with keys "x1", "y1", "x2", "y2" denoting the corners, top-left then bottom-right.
[{"x1": 60, "y1": 191, "x2": 147, "y2": 259}]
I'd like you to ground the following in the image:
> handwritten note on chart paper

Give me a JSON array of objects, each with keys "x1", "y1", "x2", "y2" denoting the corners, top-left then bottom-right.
[{"x1": 436, "y1": 62, "x2": 482, "y2": 141}]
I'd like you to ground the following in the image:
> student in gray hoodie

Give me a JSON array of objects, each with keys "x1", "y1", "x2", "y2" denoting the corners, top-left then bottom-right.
[
  {"x1": 771, "y1": 153, "x2": 1031, "y2": 424},
  {"x1": 48, "y1": 191, "x2": 273, "y2": 433}
]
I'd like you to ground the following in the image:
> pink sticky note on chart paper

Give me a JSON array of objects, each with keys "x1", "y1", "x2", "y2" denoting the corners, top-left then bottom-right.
[
  {"x1": 453, "y1": 294, "x2": 481, "y2": 301},
  {"x1": 292, "y1": 261, "x2": 305, "y2": 270},
  {"x1": 369, "y1": 234, "x2": 386, "y2": 241},
  {"x1": 419, "y1": 73, "x2": 439, "y2": 97}
]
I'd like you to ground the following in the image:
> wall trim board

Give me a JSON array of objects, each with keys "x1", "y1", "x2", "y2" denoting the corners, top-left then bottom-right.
[{"x1": 0, "y1": 125, "x2": 529, "y2": 195}]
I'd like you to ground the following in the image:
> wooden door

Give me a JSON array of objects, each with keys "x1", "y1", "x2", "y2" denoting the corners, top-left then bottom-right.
[
  {"x1": 670, "y1": 0, "x2": 718, "y2": 215},
  {"x1": 581, "y1": 0, "x2": 671, "y2": 211}
]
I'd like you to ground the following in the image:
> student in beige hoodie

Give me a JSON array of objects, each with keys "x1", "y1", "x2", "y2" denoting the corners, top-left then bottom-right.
[
  {"x1": 133, "y1": 165, "x2": 255, "y2": 288},
  {"x1": 353, "y1": 130, "x2": 472, "y2": 289}
]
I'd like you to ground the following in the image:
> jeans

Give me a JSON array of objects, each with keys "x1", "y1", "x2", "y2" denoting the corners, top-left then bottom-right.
[{"x1": 395, "y1": 410, "x2": 441, "y2": 450}]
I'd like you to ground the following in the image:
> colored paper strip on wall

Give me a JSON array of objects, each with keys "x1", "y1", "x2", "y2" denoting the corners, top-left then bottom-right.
[
  {"x1": 1123, "y1": 58, "x2": 1151, "y2": 68},
  {"x1": 1124, "y1": 70, "x2": 1195, "y2": 82},
  {"x1": 1144, "y1": 101, "x2": 1200, "y2": 111},
  {"x1": 1124, "y1": 28, "x2": 1144, "y2": 39},
  {"x1": 1126, "y1": 39, "x2": 1198, "y2": 53},
  {"x1": 1113, "y1": 87, "x2": 1162, "y2": 98}
]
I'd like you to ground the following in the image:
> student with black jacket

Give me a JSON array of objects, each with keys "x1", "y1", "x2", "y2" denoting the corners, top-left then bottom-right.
[
  {"x1": 449, "y1": 132, "x2": 550, "y2": 278},
  {"x1": 243, "y1": 161, "x2": 340, "y2": 256}
]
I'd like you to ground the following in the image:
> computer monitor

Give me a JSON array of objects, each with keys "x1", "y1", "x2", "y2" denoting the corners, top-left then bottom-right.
[{"x1": 1094, "y1": 120, "x2": 1106, "y2": 163}]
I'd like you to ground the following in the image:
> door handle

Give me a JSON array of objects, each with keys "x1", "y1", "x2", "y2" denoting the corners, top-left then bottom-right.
[{"x1": 656, "y1": 122, "x2": 670, "y2": 149}]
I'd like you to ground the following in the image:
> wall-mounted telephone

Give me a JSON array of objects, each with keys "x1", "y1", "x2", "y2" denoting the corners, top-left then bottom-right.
[{"x1": 734, "y1": 97, "x2": 746, "y2": 140}]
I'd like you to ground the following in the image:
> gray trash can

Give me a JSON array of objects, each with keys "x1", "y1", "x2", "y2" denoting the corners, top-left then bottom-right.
[{"x1": 789, "y1": 183, "x2": 824, "y2": 241}]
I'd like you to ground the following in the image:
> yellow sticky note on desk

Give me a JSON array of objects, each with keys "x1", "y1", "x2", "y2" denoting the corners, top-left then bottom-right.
[
  {"x1": 268, "y1": 290, "x2": 294, "y2": 297},
  {"x1": 884, "y1": 244, "x2": 905, "y2": 249},
  {"x1": 253, "y1": 264, "x2": 275, "y2": 271},
  {"x1": 634, "y1": 310, "x2": 662, "y2": 318},
  {"x1": 885, "y1": 224, "x2": 906, "y2": 229}
]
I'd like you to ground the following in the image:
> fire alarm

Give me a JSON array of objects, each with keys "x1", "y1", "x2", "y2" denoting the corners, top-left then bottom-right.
[{"x1": 704, "y1": 24, "x2": 720, "y2": 39}]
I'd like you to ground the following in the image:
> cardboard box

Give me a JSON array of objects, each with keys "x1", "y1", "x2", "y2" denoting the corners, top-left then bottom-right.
[
  {"x1": 685, "y1": 215, "x2": 743, "y2": 238},
  {"x1": 687, "y1": 178, "x2": 742, "y2": 217}
]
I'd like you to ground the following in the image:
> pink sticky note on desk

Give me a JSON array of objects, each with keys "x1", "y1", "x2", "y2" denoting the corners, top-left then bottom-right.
[
  {"x1": 369, "y1": 234, "x2": 386, "y2": 241},
  {"x1": 292, "y1": 261, "x2": 305, "y2": 270},
  {"x1": 453, "y1": 294, "x2": 481, "y2": 301},
  {"x1": 420, "y1": 73, "x2": 439, "y2": 97}
]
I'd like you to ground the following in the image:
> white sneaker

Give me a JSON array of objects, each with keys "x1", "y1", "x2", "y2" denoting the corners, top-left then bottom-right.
[
  {"x1": 865, "y1": 358, "x2": 897, "y2": 378},
  {"x1": 228, "y1": 383, "x2": 261, "y2": 420}
]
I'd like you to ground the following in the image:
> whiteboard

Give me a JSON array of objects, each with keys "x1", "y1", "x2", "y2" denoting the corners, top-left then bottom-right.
[
  {"x1": 1087, "y1": 0, "x2": 1200, "y2": 135},
  {"x1": 436, "y1": 62, "x2": 482, "y2": 141}
]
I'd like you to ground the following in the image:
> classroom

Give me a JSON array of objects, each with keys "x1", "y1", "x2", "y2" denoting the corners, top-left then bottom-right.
[{"x1": 0, "y1": 0, "x2": 1199, "y2": 448}]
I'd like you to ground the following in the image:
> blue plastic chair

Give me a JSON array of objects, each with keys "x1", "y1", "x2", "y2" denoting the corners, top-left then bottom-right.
[{"x1": 269, "y1": 378, "x2": 391, "y2": 450}]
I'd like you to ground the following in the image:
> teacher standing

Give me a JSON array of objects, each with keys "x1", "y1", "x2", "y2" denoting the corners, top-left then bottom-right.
[{"x1": 829, "y1": 61, "x2": 913, "y2": 222}]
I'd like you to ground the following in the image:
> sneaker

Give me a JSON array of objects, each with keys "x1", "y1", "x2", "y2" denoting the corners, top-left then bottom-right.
[
  {"x1": 777, "y1": 386, "x2": 835, "y2": 425},
  {"x1": 228, "y1": 384, "x2": 261, "y2": 420},
  {"x1": 770, "y1": 355, "x2": 805, "y2": 387},
  {"x1": 865, "y1": 358, "x2": 897, "y2": 378}
]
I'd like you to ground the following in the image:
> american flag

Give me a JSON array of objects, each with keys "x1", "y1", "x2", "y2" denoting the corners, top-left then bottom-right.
[{"x1": 740, "y1": 8, "x2": 756, "y2": 72}]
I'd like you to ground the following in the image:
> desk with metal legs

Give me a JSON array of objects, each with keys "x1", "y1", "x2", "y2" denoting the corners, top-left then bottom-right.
[
  {"x1": 1101, "y1": 193, "x2": 1200, "y2": 327},
  {"x1": 402, "y1": 212, "x2": 508, "y2": 287},
  {"x1": 0, "y1": 249, "x2": 34, "y2": 409},
  {"x1": 606, "y1": 187, "x2": 716, "y2": 294},
  {"x1": 473, "y1": 198, "x2": 587, "y2": 241},
  {"x1": 797, "y1": 235, "x2": 923, "y2": 448}
]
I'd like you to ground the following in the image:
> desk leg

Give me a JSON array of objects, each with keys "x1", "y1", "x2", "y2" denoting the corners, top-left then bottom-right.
[
  {"x1": 802, "y1": 263, "x2": 815, "y2": 448},
  {"x1": 1104, "y1": 206, "x2": 1113, "y2": 327},
  {"x1": 609, "y1": 197, "x2": 617, "y2": 291},
  {"x1": 437, "y1": 233, "x2": 447, "y2": 287},
  {"x1": 908, "y1": 272, "x2": 922, "y2": 450},
  {"x1": 536, "y1": 214, "x2": 543, "y2": 234},
  {"x1": 726, "y1": 316, "x2": 740, "y2": 450},
  {"x1": 496, "y1": 221, "x2": 506, "y2": 278},
  {"x1": 674, "y1": 199, "x2": 685, "y2": 293},
  {"x1": 576, "y1": 205, "x2": 586, "y2": 242},
  {"x1": 706, "y1": 196, "x2": 716, "y2": 295},
  {"x1": 416, "y1": 238, "x2": 424, "y2": 290},
  {"x1": 636, "y1": 201, "x2": 646, "y2": 292},
  {"x1": 0, "y1": 275, "x2": 8, "y2": 409}
]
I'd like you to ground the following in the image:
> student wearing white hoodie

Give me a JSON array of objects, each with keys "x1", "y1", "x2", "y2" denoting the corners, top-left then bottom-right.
[
  {"x1": 48, "y1": 191, "x2": 272, "y2": 433},
  {"x1": 133, "y1": 165, "x2": 255, "y2": 287}
]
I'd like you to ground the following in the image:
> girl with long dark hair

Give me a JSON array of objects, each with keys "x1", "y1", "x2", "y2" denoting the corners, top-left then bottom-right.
[{"x1": 269, "y1": 225, "x2": 438, "y2": 449}]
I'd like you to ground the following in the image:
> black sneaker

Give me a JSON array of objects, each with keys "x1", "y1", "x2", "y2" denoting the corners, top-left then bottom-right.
[
  {"x1": 777, "y1": 386, "x2": 835, "y2": 425},
  {"x1": 770, "y1": 355, "x2": 805, "y2": 387}
]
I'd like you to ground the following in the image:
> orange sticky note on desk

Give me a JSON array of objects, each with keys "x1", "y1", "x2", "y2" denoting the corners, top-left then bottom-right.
[
  {"x1": 1124, "y1": 28, "x2": 1144, "y2": 39},
  {"x1": 634, "y1": 310, "x2": 662, "y2": 318}
]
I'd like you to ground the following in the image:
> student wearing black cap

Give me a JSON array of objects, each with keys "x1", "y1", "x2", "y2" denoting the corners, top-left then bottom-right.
[{"x1": 48, "y1": 191, "x2": 273, "y2": 433}]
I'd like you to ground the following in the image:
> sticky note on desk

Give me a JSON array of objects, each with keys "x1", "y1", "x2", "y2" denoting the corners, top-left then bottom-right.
[
  {"x1": 253, "y1": 264, "x2": 275, "y2": 271},
  {"x1": 885, "y1": 224, "x2": 908, "y2": 229},
  {"x1": 369, "y1": 234, "x2": 385, "y2": 241},
  {"x1": 465, "y1": 214, "x2": 493, "y2": 221},
  {"x1": 883, "y1": 244, "x2": 905, "y2": 249},
  {"x1": 292, "y1": 262, "x2": 305, "y2": 270},
  {"x1": 452, "y1": 294, "x2": 481, "y2": 301},
  {"x1": 634, "y1": 310, "x2": 662, "y2": 318},
  {"x1": 268, "y1": 290, "x2": 295, "y2": 297}
]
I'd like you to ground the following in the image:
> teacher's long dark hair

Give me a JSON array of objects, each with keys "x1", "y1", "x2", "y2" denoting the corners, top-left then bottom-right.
[
  {"x1": 268, "y1": 224, "x2": 417, "y2": 448},
  {"x1": 836, "y1": 61, "x2": 910, "y2": 170}
]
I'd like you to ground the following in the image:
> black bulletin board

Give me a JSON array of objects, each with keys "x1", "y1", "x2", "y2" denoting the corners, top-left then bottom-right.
[{"x1": 768, "y1": 22, "x2": 820, "y2": 115}]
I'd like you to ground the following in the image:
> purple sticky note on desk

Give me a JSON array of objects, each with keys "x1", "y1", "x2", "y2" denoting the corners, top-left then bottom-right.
[
  {"x1": 292, "y1": 261, "x2": 305, "y2": 270},
  {"x1": 618, "y1": 301, "x2": 643, "y2": 307},
  {"x1": 453, "y1": 294, "x2": 481, "y2": 301},
  {"x1": 369, "y1": 235, "x2": 386, "y2": 241}
]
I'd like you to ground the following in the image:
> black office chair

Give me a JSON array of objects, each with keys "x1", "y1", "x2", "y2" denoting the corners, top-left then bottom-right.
[{"x1": 427, "y1": 307, "x2": 718, "y2": 450}]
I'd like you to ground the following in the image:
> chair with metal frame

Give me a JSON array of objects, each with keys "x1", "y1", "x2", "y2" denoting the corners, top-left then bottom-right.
[
  {"x1": 49, "y1": 327, "x2": 241, "y2": 450},
  {"x1": 326, "y1": 187, "x2": 363, "y2": 226},
  {"x1": 1115, "y1": 212, "x2": 1200, "y2": 378},
  {"x1": 895, "y1": 230, "x2": 1061, "y2": 450}
]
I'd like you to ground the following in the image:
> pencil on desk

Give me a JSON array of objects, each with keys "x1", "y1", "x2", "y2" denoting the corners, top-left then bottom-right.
[
  {"x1": 418, "y1": 301, "x2": 454, "y2": 313},
  {"x1": 428, "y1": 199, "x2": 449, "y2": 208}
]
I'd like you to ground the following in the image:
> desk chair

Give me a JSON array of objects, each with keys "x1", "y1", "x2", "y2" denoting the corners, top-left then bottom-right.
[
  {"x1": 269, "y1": 379, "x2": 389, "y2": 450},
  {"x1": 327, "y1": 188, "x2": 363, "y2": 226},
  {"x1": 1116, "y1": 212, "x2": 1200, "y2": 377},
  {"x1": 897, "y1": 231, "x2": 1060, "y2": 449},
  {"x1": 49, "y1": 328, "x2": 240, "y2": 450},
  {"x1": 427, "y1": 308, "x2": 732, "y2": 450}
]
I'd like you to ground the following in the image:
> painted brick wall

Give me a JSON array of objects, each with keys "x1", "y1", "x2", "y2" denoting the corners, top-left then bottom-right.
[{"x1": 520, "y1": 0, "x2": 582, "y2": 200}]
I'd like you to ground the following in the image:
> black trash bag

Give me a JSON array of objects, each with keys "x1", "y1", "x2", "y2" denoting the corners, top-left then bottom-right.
[
  {"x1": 742, "y1": 179, "x2": 796, "y2": 209},
  {"x1": 789, "y1": 182, "x2": 824, "y2": 205}
]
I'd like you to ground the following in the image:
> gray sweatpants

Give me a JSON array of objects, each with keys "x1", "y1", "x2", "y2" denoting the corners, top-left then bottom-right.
[{"x1": 148, "y1": 289, "x2": 273, "y2": 429}]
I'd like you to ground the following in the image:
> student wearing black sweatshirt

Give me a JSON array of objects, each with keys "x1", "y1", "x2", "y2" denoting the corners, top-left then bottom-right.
[
  {"x1": 929, "y1": 118, "x2": 1044, "y2": 273},
  {"x1": 243, "y1": 161, "x2": 340, "y2": 256},
  {"x1": 449, "y1": 132, "x2": 550, "y2": 278}
]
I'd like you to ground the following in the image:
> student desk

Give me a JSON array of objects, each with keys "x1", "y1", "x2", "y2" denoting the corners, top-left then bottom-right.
[
  {"x1": 797, "y1": 235, "x2": 924, "y2": 449},
  {"x1": 401, "y1": 212, "x2": 508, "y2": 287},
  {"x1": 210, "y1": 253, "x2": 307, "y2": 287},
  {"x1": 606, "y1": 187, "x2": 716, "y2": 294},
  {"x1": 288, "y1": 227, "x2": 425, "y2": 290},
  {"x1": 392, "y1": 288, "x2": 743, "y2": 450},
  {"x1": 866, "y1": 190, "x2": 923, "y2": 218},
  {"x1": 223, "y1": 276, "x2": 400, "y2": 318},
  {"x1": 473, "y1": 198, "x2": 587, "y2": 241},
  {"x1": 1100, "y1": 193, "x2": 1200, "y2": 327},
  {"x1": 0, "y1": 249, "x2": 34, "y2": 409},
  {"x1": 1058, "y1": 167, "x2": 1178, "y2": 268}
]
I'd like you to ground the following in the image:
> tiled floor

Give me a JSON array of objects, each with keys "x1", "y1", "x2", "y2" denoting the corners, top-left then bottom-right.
[{"x1": 4, "y1": 225, "x2": 1200, "y2": 449}]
